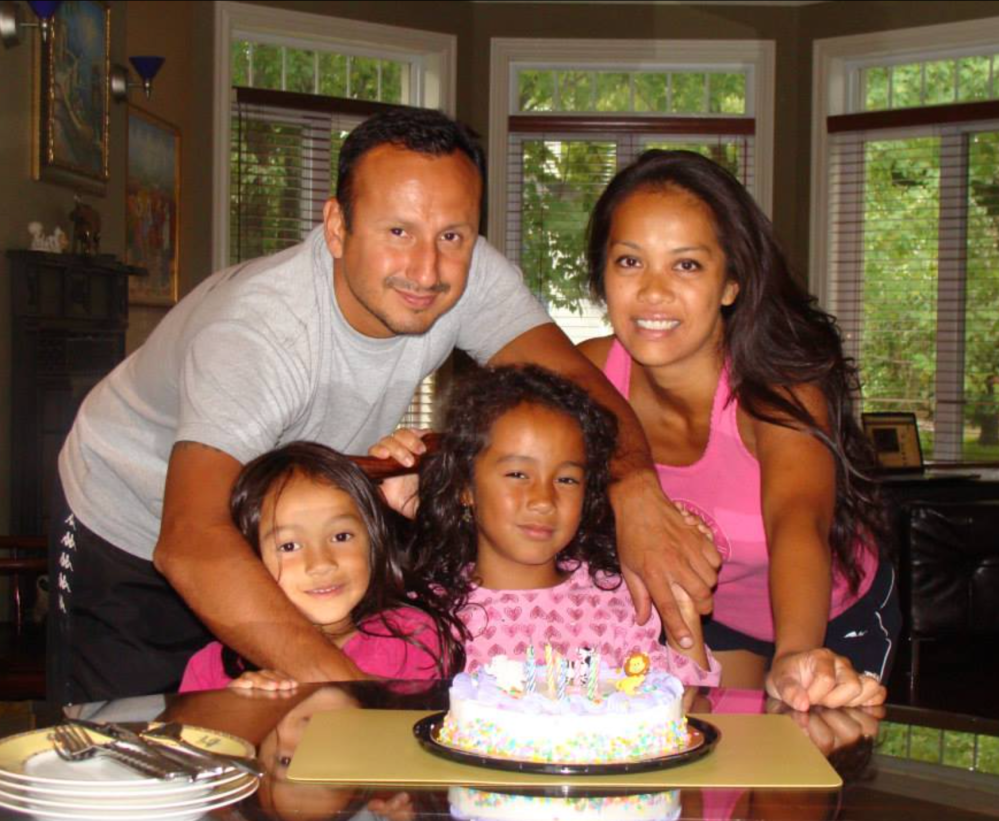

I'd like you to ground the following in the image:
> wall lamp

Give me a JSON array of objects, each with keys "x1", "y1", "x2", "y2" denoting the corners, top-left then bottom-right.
[
  {"x1": 111, "y1": 55, "x2": 165, "y2": 102},
  {"x1": 0, "y1": 1, "x2": 61, "y2": 48}
]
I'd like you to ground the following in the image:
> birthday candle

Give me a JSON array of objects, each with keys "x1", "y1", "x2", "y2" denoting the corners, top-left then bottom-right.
[
  {"x1": 545, "y1": 644, "x2": 555, "y2": 697},
  {"x1": 525, "y1": 645, "x2": 536, "y2": 693},
  {"x1": 557, "y1": 657, "x2": 568, "y2": 701},
  {"x1": 588, "y1": 651, "x2": 599, "y2": 700}
]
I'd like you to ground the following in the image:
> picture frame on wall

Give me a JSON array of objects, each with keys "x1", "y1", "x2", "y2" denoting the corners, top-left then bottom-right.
[
  {"x1": 33, "y1": 0, "x2": 111, "y2": 194},
  {"x1": 126, "y1": 106, "x2": 180, "y2": 306}
]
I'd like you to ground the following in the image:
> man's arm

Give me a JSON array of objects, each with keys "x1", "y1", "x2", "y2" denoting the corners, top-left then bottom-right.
[
  {"x1": 153, "y1": 441, "x2": 363, "y2": 681},
  {"x1": 489, "y1": 323, "x2": 720, "y2": 648}
]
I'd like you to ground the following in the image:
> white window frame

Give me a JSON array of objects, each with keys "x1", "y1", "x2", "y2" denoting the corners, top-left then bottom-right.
[
  {"x1": 488, "y1": 37, "x2": 776, "y2": 250},
  {"x1": 811, "y1": 15, "x2": 999, "y2": 461},
  {"x1": 212, "y1": 1, "x2": 457, "y2": 271},
  {"x1": 809, "y1": 15, "x2": 999, "y2": 303}
]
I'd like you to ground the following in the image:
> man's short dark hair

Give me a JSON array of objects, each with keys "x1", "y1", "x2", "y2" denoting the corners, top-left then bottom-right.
[{"x1": 335, "y1": 108, "x2": 486, "y2": 231}]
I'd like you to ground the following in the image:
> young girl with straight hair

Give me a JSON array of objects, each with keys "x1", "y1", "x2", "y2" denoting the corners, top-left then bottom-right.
[{"x1": 180, "y1": 441, "x2": 464, "y2": 691}]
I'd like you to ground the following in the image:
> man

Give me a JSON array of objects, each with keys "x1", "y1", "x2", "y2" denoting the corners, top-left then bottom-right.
[{"x1": 50, "y1": 109, "x2": 717, "y2": 705}]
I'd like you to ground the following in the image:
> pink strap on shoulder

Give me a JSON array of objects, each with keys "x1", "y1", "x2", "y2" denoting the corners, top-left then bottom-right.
[{"x1": 603, "y1": 338, "x2": 634, "y2": 398}]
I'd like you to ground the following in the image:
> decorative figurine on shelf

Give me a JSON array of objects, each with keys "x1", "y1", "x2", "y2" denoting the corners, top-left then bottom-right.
[
  {"x1": 616, "y1": 652, "x2": 651, "y2": 695},
  {"x1": 69, "y1": 196, "x2": 101, "y2": 255},
  {"x1": 28, "y1": 221, "x2": 46, "y2": 250},
  {"x1": 28, "y1": 222, "x2": 70, "y2": 253}
]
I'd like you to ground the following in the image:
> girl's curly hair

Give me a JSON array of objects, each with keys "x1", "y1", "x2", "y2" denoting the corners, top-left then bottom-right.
[{"x1": 410, "y1": 365, "x2": 621, "y2": 627}]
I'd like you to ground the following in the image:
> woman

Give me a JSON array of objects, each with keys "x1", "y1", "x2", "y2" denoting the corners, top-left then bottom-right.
[{"x1": 579, "y1": 150, "x2": 899, "y2": 709}]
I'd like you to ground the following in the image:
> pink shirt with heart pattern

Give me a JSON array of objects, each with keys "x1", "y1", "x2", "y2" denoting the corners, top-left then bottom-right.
[{"x1": 457, "y1": 564, "x2": 720, "y2": 685}]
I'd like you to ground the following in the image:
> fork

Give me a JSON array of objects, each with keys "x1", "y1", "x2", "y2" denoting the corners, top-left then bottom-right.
[{"x1": 51, "y1": 724, "x2": 188, "y2": 780}]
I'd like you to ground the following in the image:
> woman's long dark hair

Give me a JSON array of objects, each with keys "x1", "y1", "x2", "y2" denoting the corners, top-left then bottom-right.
[
  {"x1": 410, "y1": 365, "x2": 621, "y2": 626},
  {"x1": 223, "y1": 441, "x2": 465, "y2": 678},
  {"x1": 587, "y1": 150, "x2": 886, "y2": 591}
]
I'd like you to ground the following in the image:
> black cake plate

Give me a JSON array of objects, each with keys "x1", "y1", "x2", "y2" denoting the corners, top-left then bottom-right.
[{"x1": 413, "y1": 712, "x2": 719, "y2": 776}]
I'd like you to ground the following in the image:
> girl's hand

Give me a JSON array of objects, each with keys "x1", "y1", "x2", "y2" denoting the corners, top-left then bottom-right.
[
  {"x1": 367, "y1": 428, "x2": 431, "y2": 468},
  {"x1": 765, "y1": 649, "x2": 886, "y2": 711},
  {"x1": 674, "y1": 502, "x2": 715, "y2": 544},
  {"x1": 228, "y1": 669, "x2": 300, "y2": 691}
]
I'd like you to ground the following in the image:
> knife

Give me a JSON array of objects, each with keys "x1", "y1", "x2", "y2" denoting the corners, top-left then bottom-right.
[{"x1": 69, "y1": 719, "x2": 216, "y2": 779}]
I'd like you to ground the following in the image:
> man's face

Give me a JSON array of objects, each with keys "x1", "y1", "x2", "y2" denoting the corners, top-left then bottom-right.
[{"x1": 323, "y1": 144, "x2": 482, "y2": 338}]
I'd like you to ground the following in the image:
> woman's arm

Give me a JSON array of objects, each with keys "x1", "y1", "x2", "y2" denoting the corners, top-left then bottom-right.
[
  {"x1": 752, "y1": 385, "x2": 883, "y2": 709},
  {"x1": 753, "y1": 384, "x2": 836, "y2": 663}
]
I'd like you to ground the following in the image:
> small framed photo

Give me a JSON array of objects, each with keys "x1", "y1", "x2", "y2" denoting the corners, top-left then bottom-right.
[
  {"x1": 33, "y1": 0, "x2": 111, "y2": 194},
  {"x1": 126, "y1": 106, "x2": 180, "y2": 306},
  {"x1": 862, "y1": 412, "x2": 924, "y2": 472}
]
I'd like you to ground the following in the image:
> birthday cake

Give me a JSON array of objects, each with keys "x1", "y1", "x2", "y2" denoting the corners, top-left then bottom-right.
[
  {"x1": 437, "y1": 651, "x2": 689, "y2": 765},
  {"x1": 448, "y1": 788, "x2": 681, "y2": 821}
]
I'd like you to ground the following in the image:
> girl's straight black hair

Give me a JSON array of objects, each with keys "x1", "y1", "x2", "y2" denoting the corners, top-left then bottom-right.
[{"x1": 222, "y1": 441, "x2": 465, "y2": 679}]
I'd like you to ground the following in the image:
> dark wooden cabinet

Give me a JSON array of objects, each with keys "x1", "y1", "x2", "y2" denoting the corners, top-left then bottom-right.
[{"x1": 6, "y1": 251, "x2": 142, "y2": 537}]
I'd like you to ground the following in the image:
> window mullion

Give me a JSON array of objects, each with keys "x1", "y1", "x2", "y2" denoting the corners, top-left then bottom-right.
[{"x1": 934, "y1": 129, "x2": 969, "y2": 461}]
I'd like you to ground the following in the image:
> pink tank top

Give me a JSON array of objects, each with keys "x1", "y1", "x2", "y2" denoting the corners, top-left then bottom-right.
[{"x1": 602, "y1": 339, "x2": 876, "y2": 642}]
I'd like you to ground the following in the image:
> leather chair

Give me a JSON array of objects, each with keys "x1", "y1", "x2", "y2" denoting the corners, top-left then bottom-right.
[{"x1": 898, "y1": 500, "x2": 999, "y2": 700}]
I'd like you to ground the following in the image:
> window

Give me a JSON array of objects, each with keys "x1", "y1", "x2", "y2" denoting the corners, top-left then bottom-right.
[
  {"x1": 814, "y1": 19, "x2": 999, "y2": 463},
  {"x1": 490, "y1": 40, "x2": 774, "y2": 344},
  {"x1": 215, "y1": 2, "x2": 456, "y2": 429}
]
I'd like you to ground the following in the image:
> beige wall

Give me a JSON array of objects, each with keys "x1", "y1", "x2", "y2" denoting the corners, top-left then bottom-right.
[{"x1": 3, "y1": 0, "x2": 999, "y2": 534}]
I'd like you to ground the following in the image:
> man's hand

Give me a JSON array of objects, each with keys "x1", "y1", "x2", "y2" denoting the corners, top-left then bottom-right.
[
  {"x1": 765, "y1": 648, "x2": 887, "y2": 712},
  {"x1": 612, "y1": 470, "x2": 720, "y2": 648},
  {"x1": 367, "y1": 428, "x2": 430, "y2": 468},
  {"x1": 368, "y1": 428, "x2": 429, "y2": 518}
]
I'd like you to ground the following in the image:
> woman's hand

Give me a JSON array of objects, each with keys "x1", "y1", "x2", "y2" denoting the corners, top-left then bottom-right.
[
  {"x1": 229, "y1": 669, "x2": 300, "y2": 691},
  {"x1": 765, "y1": 648, "x2": 886, "y2": 711}
]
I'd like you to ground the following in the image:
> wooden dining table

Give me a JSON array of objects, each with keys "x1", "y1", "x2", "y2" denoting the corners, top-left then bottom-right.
[{"x1": 1, "y1": 681, "x2": 997, "y2": 820}]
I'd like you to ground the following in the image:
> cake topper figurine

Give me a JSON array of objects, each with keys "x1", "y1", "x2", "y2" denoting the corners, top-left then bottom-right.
[{"x1": 616, "y1": 652, "x2": 651, "y2": 695}]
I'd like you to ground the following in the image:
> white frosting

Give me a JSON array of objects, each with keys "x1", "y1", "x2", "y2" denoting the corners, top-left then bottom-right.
[
  {"x1": 439, "y1": 663, "x2": 688, "y2": 764},
  {"x1": 448, "y1": 788, "x2": 681, "y2": 821}
]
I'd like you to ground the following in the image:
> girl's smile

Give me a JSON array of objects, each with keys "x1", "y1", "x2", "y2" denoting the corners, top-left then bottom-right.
[
  {"x1": 465, "y1": 402, "x2": 587, "y2": 590},
  {"x1": 258, "y1": 473, "x2": 372, "y2": 643}
]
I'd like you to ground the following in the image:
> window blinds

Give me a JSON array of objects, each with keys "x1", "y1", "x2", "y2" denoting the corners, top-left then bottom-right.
[
  {"x1": 827, "y1": 101, "x2": 999, "y2": 461},
  {"x1": 505, "y1": 116, "x2": 755, "y2": 344}
]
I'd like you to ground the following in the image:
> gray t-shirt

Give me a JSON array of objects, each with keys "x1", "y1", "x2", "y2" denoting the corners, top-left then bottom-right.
[{"x1": 59, "y1": 228, "x2": 551, "y2": 559}]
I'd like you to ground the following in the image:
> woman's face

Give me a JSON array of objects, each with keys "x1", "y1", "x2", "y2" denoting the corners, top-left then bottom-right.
[{"x1": 603, "y1": 187, "x2": 738, "y2": 373}]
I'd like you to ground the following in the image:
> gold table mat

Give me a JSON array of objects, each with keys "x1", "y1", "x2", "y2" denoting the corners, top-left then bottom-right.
[{"x1": 288, "y1": 709, "x2": 841, "y2": 789}]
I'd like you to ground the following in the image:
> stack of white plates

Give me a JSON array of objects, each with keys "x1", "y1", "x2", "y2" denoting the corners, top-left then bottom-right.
[{"x1": 0, "y1": 725, "x2": 260, "y2": 821}]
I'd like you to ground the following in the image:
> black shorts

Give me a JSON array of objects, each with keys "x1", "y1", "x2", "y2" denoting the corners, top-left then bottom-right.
[
  {"x1": 47, "y1": 480, "x2": 212, "y2": 705},
  {"x1": 701, "y1": 558, "x2": 902, "y2": 681}
]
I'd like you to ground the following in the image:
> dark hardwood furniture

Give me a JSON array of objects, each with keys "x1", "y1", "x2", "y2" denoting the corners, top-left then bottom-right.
[
  {"x1": 6, "y1": 250, "x2": 141, "y2": 538},
  {"x1": 3, "y1": 250, "x2": 140, "y2": 698}
]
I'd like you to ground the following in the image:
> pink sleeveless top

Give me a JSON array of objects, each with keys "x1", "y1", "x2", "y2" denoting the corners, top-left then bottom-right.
[{"x1": 602, "y1": 339, "x2": 876, "y2": 642}]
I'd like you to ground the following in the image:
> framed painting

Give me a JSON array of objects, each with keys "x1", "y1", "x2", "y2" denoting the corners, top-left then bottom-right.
[
  {"x1": 126, "y1": 106, "x2": 180, "y2": 305},
  {"x1": 862, "y1": 412, "x2": 925, "y2": 473},
  {"x1": 33, "y1": 0, "x2": 111, "y2": 194}
]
